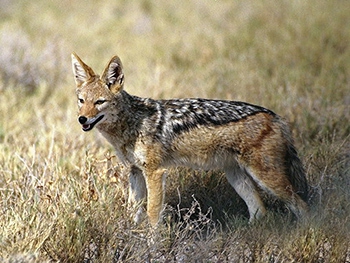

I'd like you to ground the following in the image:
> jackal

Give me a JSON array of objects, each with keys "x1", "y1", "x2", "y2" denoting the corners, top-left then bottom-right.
[{"x1": 71, "y1": 53, "x2": 308, "y2": 226}]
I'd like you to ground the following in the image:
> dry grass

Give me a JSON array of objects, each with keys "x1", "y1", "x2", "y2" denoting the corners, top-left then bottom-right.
[{"x1": 0, "y1": 0, "x2": 349, "y2": 262}]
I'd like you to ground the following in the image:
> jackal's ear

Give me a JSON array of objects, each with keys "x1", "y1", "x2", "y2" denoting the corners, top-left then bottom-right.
[
  {"x1": 71, "y1": 53, "x2": 96, "y2": 86},
  {"x1": 101, "y1": 55, "x2": 124, "y2": 94}
]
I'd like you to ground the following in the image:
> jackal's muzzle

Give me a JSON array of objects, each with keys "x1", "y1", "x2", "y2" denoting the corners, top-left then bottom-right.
[{"x1": 78, "y1": 115, "x2": 104, "y2": 132}]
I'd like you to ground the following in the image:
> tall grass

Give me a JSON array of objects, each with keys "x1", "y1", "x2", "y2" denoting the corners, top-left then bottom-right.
[{"x1": 0, "y1": 0, "x2": 349, "y2": 262}]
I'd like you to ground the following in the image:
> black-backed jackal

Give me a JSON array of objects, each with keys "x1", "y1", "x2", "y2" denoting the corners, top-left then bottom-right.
[{"x1": 71, "y1": 53, "x2": 309, "y2": 226}]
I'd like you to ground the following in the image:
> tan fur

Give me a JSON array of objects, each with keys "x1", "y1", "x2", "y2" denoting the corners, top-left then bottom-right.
[{"x1": 71, "y1": 53, "x2": 309, "y2": 226}]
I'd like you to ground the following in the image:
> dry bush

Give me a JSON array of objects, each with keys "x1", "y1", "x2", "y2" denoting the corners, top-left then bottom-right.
[{"x1": 0, "y1": 24, "x2": 67, "y2": 97}]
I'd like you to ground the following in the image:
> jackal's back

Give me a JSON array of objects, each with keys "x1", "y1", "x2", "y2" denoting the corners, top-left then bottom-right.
[{"x1": 156, "y1": 98, "x2": 273, "y2": 137}]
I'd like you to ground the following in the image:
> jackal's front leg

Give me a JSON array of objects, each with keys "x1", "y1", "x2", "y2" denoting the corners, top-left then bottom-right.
[
  {"x1": 128, "y1": 166, "x2": 147, "y2": 224},
  {"x1": 145, "y1": 168, "x2": 166, "y2": 227}
]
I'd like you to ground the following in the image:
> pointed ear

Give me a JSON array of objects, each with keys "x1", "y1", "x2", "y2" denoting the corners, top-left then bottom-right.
[
  {"x1": 101, "y1": 55, "x2": 124, "y2": 94},
  {"x1": 71, "y1": 52, "x2": 96, "y2": 86}
]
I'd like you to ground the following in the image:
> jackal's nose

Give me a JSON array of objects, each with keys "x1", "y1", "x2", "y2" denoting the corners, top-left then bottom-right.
[{"x1": 78, "y1": 116, "x2": 87, "y2": 124}]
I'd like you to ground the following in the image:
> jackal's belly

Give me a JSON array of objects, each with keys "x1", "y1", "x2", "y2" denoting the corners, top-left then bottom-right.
[
  {"x1": 164, "y1": 150, "x2": 239, "y2": 170},
  {"x1": 163, "y1": 124, "x2": 242, "y2": 169}
]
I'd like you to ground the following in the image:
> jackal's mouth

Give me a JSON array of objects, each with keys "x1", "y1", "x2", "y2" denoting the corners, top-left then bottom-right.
[{"x1": 81, "y1": 115, "x2": 104, "y2": 132}]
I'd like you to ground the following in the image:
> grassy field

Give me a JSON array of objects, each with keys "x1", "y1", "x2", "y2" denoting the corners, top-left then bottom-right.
[{"x1": 0, "y1": 0, "x2": 349, "y2": 262}]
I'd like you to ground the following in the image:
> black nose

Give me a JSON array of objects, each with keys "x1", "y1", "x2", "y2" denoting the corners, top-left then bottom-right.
[{"x1": 78, "y1": 116, "x2": 87, "y2": 124}]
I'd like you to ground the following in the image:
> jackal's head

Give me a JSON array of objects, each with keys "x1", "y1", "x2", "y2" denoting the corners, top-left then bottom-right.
[{"x1": 71, "y1": 53, "x2": 125, "y2": 132}]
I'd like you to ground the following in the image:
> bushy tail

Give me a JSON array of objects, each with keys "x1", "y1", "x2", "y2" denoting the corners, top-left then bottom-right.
[{"x1": 285, "y1": 142, "x2": 309, "y2": 203}]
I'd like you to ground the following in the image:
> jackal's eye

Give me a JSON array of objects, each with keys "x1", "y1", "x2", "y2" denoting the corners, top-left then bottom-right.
[
  {"x1": 78, "y1": 98, "x2": 84, "y2": 104},
  {"x1": 95, "y1": 99, "x2": 106, "y2": 105}
]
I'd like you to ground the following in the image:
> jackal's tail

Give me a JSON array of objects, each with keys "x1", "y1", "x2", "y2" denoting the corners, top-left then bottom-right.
[{"x1": 285, "y1": 142, "x2": 309, "y2": 203}]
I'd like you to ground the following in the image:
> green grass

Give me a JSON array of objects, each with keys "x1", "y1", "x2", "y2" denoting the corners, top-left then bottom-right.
[{"x1": 0, "y1": 0, "x2": 349, "y2": 262}]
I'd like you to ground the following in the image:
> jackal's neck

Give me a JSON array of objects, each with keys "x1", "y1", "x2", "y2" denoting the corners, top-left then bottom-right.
[
  {"x1": 117, "y1": 90, "x2": 157, "y2": 118},
  {"x1": 97, "y1": 90, "x2": 156, "y2": 136}
]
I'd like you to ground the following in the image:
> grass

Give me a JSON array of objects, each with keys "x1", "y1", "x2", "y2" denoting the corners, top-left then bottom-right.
[{"x1": 0, "y1": 0, "x2": 349, "y2": 262}]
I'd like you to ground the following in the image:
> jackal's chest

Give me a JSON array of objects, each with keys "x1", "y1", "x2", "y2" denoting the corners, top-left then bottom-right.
[{"x1": 97, "y1": 127, "x2": 147, "y2": 165}]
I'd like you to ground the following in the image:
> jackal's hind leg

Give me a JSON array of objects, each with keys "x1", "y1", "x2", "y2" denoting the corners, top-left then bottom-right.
[
  {"x1": 246, "y1": 167, "x2": 308, "y2": 220},
  {"x1": 128, "y1": 166, "x2": 147, "y2": 224},
  {"x1": 225, "y1": 167, "x2": 266, "y2": 222}
]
